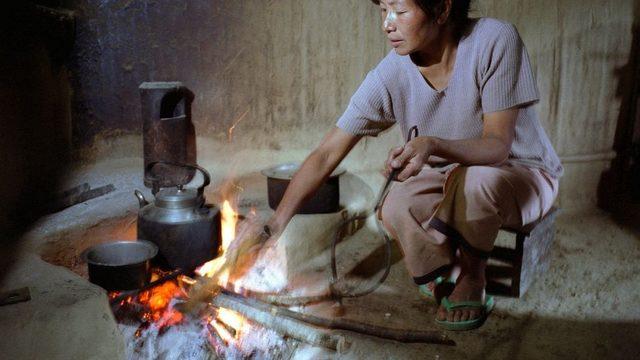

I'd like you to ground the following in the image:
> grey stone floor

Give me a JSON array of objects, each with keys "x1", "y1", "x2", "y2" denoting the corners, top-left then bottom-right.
[{"x1": 1, "y1": 157, "x2": 639, "y2": 359}]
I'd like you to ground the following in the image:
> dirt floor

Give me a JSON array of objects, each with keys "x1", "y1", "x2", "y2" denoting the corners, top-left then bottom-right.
[
  {"x1": 1, "y1": 157, "x2": 639, "y2": 359},
  {"x1": 308, "y1": 212, "x2": 640, "y2": 359}
]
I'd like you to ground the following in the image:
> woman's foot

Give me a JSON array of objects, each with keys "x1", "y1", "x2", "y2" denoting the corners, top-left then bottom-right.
[
  {"x1": 436, "y1": 273, "x2": 486, "y2": 322},
  {"x1": 436, "y1": 251, "x2": 487, "y2": 323}
]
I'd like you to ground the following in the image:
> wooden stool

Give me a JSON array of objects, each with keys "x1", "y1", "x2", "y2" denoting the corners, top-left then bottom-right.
[{"x1": 486, "y1": 207, "x2": 559, "y2": 297}]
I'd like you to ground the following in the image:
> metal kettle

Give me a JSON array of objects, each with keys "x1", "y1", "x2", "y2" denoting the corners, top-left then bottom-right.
[{"x1": 134, "y1": 161, "x2": 220, "y2": 273}]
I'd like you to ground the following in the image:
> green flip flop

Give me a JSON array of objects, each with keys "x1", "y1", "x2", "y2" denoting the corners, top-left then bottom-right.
[
  {"x1": 435, "y1": 295, "x2": 495, "y2": 331},
  {"x1": 418, "y1": 276, "x2": 455, "y2": 303}
]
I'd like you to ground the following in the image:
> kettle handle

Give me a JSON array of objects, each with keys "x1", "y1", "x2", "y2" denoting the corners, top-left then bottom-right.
[{"x1": 146, "y1": 161, "x2": 211, "y2": 198}]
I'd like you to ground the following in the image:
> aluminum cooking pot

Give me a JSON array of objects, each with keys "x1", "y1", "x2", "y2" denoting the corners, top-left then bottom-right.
[
  {"x1": 261, "y1": 163, "x2": 345, "y2": 214},
  {"x1": 135, "y1": 162, "x2": 220, "y2": 273},
  {"x1": 83, "y1": 240, "x2": 158, "y2": 291}
]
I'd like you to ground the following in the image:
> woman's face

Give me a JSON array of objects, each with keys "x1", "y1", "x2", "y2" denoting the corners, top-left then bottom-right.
[{"x1": 379, "y1": 0, "x2": 442, "y2": 56}]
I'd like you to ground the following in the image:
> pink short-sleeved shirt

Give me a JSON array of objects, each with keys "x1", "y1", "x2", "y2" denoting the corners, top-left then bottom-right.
[{"x1": 336, "y1": 18, "x2": 563, "y2": 178}]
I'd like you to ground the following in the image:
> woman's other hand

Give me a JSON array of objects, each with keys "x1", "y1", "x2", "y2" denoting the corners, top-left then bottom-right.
[
  {"x1": 384, "y1": 136, "x2": 436, "y2": 181},
  {"x1": 228, "y1": 216, "x2": 279, "y2": 255},
  {"x1": 224, "y1": 216, "x2": 281, "y2": 276}
]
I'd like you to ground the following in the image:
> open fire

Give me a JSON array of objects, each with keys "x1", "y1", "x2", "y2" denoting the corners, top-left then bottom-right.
[{"x1": 107, "y1": 195, "x2": 289, "y2": 359}]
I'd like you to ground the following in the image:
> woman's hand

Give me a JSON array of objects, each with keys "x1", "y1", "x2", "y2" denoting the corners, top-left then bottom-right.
[
  {"x1": 228, "y1": 216, "x2": 279, "y2": 255},
  {"x1": 384, "y1": 136, "x2": 436, "y2": 181},
  {"x1": 224, "y1": 216, "x2": 282, "y2": 277},
  {"x1": 382, "y1": 108, "x2": 518, "y2": 181}
]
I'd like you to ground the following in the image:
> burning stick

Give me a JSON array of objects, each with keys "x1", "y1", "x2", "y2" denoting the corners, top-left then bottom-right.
[
  {"x1": 109, "y1": 269, "x2": 186, "y2": 306},
  {"x1": 182, "y1": 217, "x2": 270, "y2": 312}
]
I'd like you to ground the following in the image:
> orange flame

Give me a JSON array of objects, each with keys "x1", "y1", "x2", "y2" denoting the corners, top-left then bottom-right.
[
  {"x1": 195, "y1": 256, "x2": 226, "y2": 279},
  {"x1": 109, "y1": 192, "x2": 253, "y2": 346},
  {"x1": 193, "y1": 190, "x2": 250, "y2": 342},
  {"x1": 196, "y1": 199, "x2": 239, "y2": 284},
  {"x1": 220, "y1": 200, "x2": 238, "y2": 252}
]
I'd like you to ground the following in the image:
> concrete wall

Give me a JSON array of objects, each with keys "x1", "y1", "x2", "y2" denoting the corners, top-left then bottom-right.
[{"x1": 67, "y1": 0, "x2": 637, "y2": 213}]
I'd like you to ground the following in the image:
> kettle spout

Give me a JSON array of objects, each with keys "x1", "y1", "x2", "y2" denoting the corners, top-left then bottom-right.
[{"x1": 134, "y1": 190, "x2": 149, "y2": 208}]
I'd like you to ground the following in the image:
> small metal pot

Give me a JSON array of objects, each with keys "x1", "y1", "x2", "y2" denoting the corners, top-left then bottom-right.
[
  {"x1": 83, "y1": 240, "x2": 158, "y2": 291},
  {"x1": 261, "y1": 163, "x2": 345, "y2": 214}
]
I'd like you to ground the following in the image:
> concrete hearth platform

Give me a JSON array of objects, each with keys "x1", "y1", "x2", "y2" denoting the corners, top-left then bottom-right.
[
  {"x1": 0, "y1": 159, "x2": 141, "y2": 360},
  {"x1": 0, "y1": 254, "x2": 124, "y2": 360}
]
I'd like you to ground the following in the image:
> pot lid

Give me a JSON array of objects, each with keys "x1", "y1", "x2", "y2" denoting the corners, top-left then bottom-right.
[
  {"x1": 261, "y1": 163, "x2": 346, "y2": 180},
  {"x1": 155, "y1": 186, "x2": 201, "y2": 209}
]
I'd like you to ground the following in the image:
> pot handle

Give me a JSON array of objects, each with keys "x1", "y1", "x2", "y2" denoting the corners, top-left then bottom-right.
[{"x1": 146, "y1": 161, "x2": 211, "y2": 198}]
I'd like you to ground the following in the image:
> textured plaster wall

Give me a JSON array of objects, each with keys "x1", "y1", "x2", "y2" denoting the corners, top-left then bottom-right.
[
  {"x1": 68, "y1": 0, "x2": 637, "y2": 212},
  {"x1": 70, "y1": 0, "x2": 385, "y2": 147},
  {"x1": 476, "y1": 0, "x2": 637, "y2": 211}
]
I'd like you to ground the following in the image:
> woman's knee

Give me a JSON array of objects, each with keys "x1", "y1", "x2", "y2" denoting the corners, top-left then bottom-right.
[{"x1": 457, "y1": 166, "x2": 514, "y2": 203}]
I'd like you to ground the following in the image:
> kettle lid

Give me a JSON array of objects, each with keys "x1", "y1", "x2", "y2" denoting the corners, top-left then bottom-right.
[{"x1": 155, "y1": 185, "x2": 201, "y2": 209}]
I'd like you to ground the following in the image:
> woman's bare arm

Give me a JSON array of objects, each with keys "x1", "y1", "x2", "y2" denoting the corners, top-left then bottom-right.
[
  {"x1": 268, "y1": 127, "x2": 361, "y2": 233},
  {"x1": 386, "y1": 108, "x2": 518, "y2": 181}
]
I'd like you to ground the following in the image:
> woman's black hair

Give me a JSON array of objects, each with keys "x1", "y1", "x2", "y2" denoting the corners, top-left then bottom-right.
[{"x1": 371, "y1": 0, "x2": 472, "y2": 38}]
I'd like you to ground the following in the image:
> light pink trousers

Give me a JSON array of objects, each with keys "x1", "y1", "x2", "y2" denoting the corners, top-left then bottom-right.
[{"x1": 380, "y1": 162, "x2": 558, "y2": 285}]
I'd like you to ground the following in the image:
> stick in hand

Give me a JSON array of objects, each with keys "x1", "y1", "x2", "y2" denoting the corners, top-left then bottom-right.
[{"x1": 182, "y1": 223, "x2": 272, "y2": 313}]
